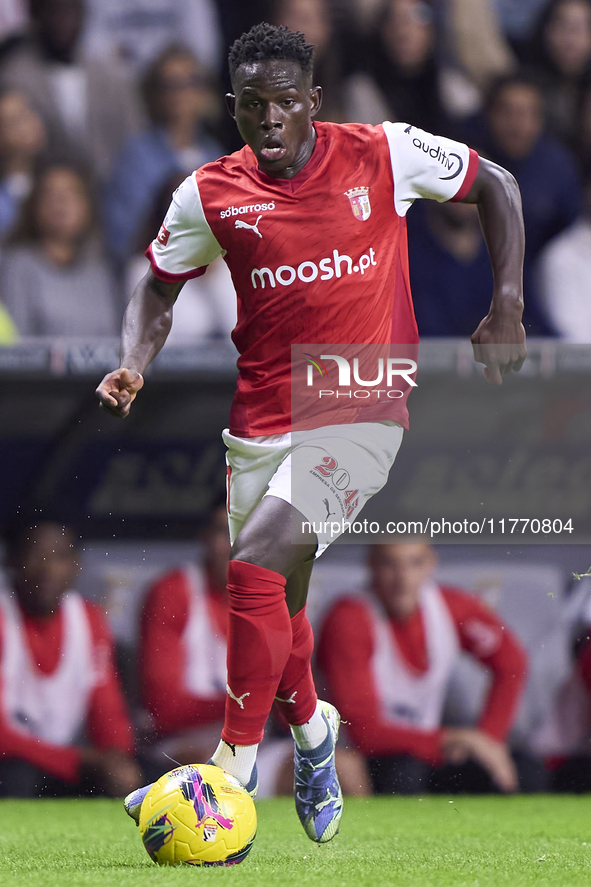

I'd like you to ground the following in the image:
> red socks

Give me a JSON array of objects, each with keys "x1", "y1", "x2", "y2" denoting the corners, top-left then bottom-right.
[
  {"x1": 222, "y1": 560, "x2": 318, "y2": 745},
  {"x1": 222, "y1": 560, "x2": 290, "y2": 745},
  {"x1": 275, "y1": 607, "x2": 318, "y2": 726}
]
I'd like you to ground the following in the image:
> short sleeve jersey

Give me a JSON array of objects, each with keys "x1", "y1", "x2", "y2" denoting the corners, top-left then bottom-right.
[{"x1": 147, "y1": 121, "x2": 478, "y2": 437}]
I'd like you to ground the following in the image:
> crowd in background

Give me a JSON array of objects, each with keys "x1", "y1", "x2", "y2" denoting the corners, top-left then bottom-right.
[{"x1": 0, "y1": 0, "x2": 589, "y2": 342}]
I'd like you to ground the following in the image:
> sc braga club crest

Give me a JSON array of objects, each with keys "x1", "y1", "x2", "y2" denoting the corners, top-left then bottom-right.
[{"x1": 345, "y1": 187, "x2": 371, "y2": 221}]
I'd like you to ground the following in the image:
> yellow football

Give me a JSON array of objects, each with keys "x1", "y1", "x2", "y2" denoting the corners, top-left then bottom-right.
[{"x1": 139, "y1": 763, "x2": 257, "y2": 866}]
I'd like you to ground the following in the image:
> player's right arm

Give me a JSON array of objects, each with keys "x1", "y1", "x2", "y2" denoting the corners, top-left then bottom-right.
[
  {"x1": 95, "y1": 271, "x2": 183, "y2": 418},
  {"x1": 96, "y1": 173, "x2": 224, "y2": 418}
]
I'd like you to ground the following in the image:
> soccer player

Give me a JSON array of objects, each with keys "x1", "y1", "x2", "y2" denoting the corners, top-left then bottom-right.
[
  {"x1": 317, "y1": 541, "x2": 528, "y2": 794},
  {"x1": 96, "y1": 23, "x2": 526, "y2": 842},
  {"x1": 139, "y1": 503, "x2": 371, "y2": 796}
]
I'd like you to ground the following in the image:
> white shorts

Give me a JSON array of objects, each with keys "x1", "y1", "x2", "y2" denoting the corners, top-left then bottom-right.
[{"x1": 223, "y1": 422, "x2": 403, "y2": 556}]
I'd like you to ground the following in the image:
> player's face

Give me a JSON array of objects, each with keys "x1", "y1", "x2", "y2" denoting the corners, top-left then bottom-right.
[
  {"x1": 227, "y1": 60, "x2": 322, "y2": 179},
  {"x1": 369, "y1": 543, "x2": 437, "y2": 619},
  {"x1": 11, "y1": 523, "x2": 79, "y2": 617}
]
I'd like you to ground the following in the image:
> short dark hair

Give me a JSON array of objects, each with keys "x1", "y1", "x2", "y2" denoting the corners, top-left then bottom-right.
[
  {"x1": 3, "y1": 514, "x2": 77, "y2": 562},
  {"x1": 228, "y1": 22, "x2": 314, "y2": 83},
  {"x1": 484, "y1": 72, "x2": 544, "y2": 113}
]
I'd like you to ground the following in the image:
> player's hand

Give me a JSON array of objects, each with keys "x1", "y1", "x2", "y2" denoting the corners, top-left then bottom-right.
[
  {"x1": 95, "y1": 368, "x2": 144, "y2": 418},
  {"x1": 442, "y1": 728, "x2": 518, "y2": 793},
  {"x1": 80, "y1": 748, "x2": 142, "y2": 796},
  {"x1": 470, "y1": 310, "x2": 526, "y2": 385}
]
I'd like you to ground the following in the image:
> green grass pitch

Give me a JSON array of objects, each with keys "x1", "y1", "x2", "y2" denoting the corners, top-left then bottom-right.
[{"x1": 1, "y1": 795, "x2": 590, "y2": 887}]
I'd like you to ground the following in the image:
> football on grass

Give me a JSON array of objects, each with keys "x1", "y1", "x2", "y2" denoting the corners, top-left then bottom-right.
[{"x1": 139, "y1": 763, "x2": 257, "y2": 866}]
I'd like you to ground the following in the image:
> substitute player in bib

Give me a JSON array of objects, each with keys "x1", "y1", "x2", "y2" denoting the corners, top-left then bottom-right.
[
  {"x1": 96, "y1": 23, "x2": 526, "y2": 843},
  {"x1": 0, "y1": 520, "x2": 140, "y2": 798},
  {"x1": 318, "y1": 542, "x2": 528, "y2": 795}
]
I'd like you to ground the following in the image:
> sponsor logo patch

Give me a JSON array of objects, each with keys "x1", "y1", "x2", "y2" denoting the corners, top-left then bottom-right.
[
  {"x1": 157, "y1": 224, "x2": 170, "y2": 246},
  {"x1": 220, "y1": 201, "x2": 275, "y2": 218},
  {"x1": 410, "y1": 136, "x2": 464, "y2": 180}
]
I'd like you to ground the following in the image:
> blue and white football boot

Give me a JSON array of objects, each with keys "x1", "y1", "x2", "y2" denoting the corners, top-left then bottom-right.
[
  {"x1": 123, "y1": 783, "x2": 151, "y2": 825},
  {"x1": 293, "y1": 701, "x2": 343, "y2": 843}
]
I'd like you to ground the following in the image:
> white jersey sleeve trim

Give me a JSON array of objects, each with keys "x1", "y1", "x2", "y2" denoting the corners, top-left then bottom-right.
[
  {"x1": 382, "y1": 121, "x2": 474, "y2": 217},
  {"x1": 149, "y1": 173, "x2": 224, "y2": 279}
]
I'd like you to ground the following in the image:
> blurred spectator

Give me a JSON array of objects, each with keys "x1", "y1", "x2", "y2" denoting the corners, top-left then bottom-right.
[
  {"x1": 407, "y1": 200, "x2": 493, "y2": 337},
  {"x1": 495, "y1": 0, "x2": 553, "y2": 55},
  {"x1": 466, "y1": 73, "x2": 581, "y2": 334},
  {"x1": 0, "y1": 0, "x2": 142, "y2": 180},
  {"x1": 576, "y1": 84, "x2": 591, "y2": 170},
  {"x1": 125, "y1": 173, "x2": 236, "y2": 347},
  {"x1": 83, "y1": 0, "x2": 222, "y2": 75},
  {"x1": 317, "y1": 541, "x2": 529, "y2": 795},
  {"x1": 273, "y1": 0, "x2": 346, "y2": 122},
  {"x1": 139, "y1": 505, "x2": 369, "y2": 796},
  {"x1": 527, "y1": 0, "x2": 591, "y2": 150},
  {"x1": 0, "y1": 0, "x2": 27, "y2": 61},
  {"x1": 1, "y1": 164, "x2": 121, "y2": 337},
  {"x1": 536, "y1": 174, "x2": 591, "y2": 341},
  {"x1": 445, "y1": 0, "x2": 516, "y2": 95},
  {"x1": 0, "y1": 90, "x2": 46, "y2": 238},
  {"x1": 0, "y1": 518, "x2": 140, "y2": 797},
  {"x1": 345, "y1": 0, "x2": 451, "y2": 133},
  {"x1": 104, "y1": 45, "x2": 223, "y2": 263}
]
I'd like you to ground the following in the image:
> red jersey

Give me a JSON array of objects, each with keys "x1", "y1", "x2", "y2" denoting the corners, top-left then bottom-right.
[
  {"x1": 317, "y1": 585, "x2": 527, "y2": 764},
  {"x1": 147, "y1": 121, "x2": 478, "y2": 436}
]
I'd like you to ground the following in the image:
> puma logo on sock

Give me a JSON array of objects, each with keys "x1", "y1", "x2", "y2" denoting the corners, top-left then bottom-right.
[
  {"x1": 226, "y1": 683, "x2": 251, "y2": 709},
  {"x1": 275, "y1": 691, "x2": 298, "y2": 704}
]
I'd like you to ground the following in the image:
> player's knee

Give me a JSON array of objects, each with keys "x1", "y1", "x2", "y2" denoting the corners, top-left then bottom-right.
[
  {"x1": 230, "y1": 531, "x2": 315, "y2": 577},
  {"x1": 230, "y1": 497, "x2": 317, "y2": 575},
  {"x1": 229, "y1": 537, "x2": 289, "y2": 575}
]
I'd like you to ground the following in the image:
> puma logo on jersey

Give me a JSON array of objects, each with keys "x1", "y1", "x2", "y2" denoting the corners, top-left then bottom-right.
[
  {"x1": 235, "y1": 215, "x2": 263, "y2": 238},
  {"x1": 226, "y1": 683, "x2": 250, "y2": 708}
]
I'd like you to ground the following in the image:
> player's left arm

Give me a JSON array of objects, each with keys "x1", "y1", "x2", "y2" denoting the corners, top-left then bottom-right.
[{"x1": 460, "y1": 157, "x2": 527, "y2": 385}]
